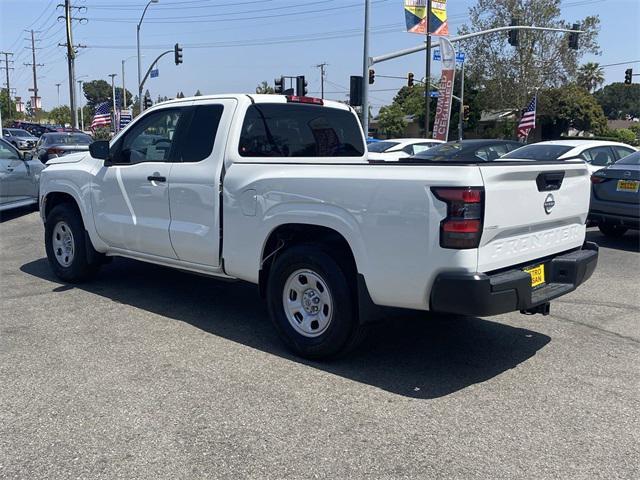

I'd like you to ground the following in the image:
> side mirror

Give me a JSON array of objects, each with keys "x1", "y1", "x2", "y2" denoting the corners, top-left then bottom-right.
[
  {"x1": 22, "y1": 151, "x2": 33, "y2": 161},
  {"x1": 89, "y1": 140, "x2": 110, "y2": 161}
]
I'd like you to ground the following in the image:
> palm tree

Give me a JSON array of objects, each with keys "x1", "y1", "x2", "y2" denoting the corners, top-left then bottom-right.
[{"x1": 577, "y1": 62, "x2": 605, "y2": 93}]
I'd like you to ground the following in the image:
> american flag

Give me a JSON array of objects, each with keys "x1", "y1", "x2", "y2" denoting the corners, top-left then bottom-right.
[
  {"x1": 517, "y1": 94, "x2": 537, "y2": 139},
  {"x1": 91, "y1": 101, "x2": 111, "y2": 131}
]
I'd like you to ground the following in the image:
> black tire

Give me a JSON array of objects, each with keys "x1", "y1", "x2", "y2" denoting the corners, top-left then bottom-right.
[
  {"x1": 45, "y1": 203, "x2": 101, "y2": 282},
  {"x1": 266, "y1": 244, "x2": 366, "y2": 360},
  {"x1": 598, "y1": 224, "x2": 627, "y2": 238}
]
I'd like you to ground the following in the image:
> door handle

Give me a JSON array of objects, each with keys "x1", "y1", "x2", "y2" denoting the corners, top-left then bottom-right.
[{"x1": 147, "y1": 175, "x2": 166, "y2": 183}]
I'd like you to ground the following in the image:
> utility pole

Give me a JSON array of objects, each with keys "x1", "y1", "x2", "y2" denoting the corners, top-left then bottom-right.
[
  {"x1": 424, "y1": 0, "x2": 432, "y2": 138},
  {"x1": 361, "y1": 0, "x2": 371, "y2": 135},
  {"x1": 24, "y1": 30, "x2": 44, "y2": 114},
  {"x1": 63, "y1": 0, "x2": 77, "y2": 129},
  {"x1": 109, "y1": 73, "x2": 117, "y2": 131},
  {"x1": 458, "y1": 59, "x2": 465, "y2": 142},
  {"x1": 55, "y1": 82, "x2": 62, "y2": 106},
  {"x1": 121, "y1": 59, "x2": 126, "y2": 109},
  {"x1": 315, "y1": 62, "x2": 327, "y2": 99},
  {"x1": 0, "y1": 51, "x2": 14, "y2": 119}
]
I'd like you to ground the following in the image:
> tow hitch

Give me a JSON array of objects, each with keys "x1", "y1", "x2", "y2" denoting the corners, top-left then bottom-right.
[{"x1": 520, "y1": 302, "x2": 551, "y2": 316}]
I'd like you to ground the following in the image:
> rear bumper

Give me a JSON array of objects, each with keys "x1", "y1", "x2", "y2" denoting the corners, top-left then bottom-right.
[
  {"x1": 430, "y1": 242, "x2": 599, "y2": 316},
  {"x1": 588, "y1": 209, "x2": 639, "y2": 229}
]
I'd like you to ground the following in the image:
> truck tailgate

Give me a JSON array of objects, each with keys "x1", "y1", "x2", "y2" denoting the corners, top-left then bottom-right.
[{"x1": 478, "y1": 161, "x2": 590, "y2": 272}]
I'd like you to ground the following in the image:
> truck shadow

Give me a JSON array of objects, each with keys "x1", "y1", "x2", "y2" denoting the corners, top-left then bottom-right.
[
  {"x1": 586, "y1": 229, "x2": 640, "y2": 253},
  {"x1": 21, "y1": 257, "x2": 550, "y2": 399}
]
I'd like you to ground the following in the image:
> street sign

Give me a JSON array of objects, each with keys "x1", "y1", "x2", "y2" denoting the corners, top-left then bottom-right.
[
  {"x1": 150, "y1": 69, "x2": 159, "y2": 78},
  {"x1": 434, "y1": 49, "x2": 466, "y2": 63}
]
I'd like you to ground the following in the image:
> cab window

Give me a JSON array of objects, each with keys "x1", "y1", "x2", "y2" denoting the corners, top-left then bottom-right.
[
  {"x1": 116, "y1": 108, "x2": 183, "y2": 164},
  {"x1": 581, "y1": 147, "x2": 615, "y2": 166},
  {"x1": 239, "y1": 104, "x2": 364, "y2": 158}
]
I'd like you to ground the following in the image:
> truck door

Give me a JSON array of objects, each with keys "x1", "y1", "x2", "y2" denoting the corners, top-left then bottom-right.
[
  {"x1": 168, "y1": 99, "x2": 236, "y2": 267},
  {"x1": 92, "y1": 107, "x2": 187, "y2": 258}
]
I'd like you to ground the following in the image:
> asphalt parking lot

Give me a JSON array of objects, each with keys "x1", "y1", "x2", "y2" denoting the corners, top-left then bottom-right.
[{"x1": 1, "y1": 208, "x2": 639, "y2": 479}]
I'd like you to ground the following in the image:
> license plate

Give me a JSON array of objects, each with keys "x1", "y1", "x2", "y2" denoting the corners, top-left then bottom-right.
[
  {"x1": 524, "y1": 264, "x2": 545, "y2": 288},
  {"x1": 616, "y1": 180, "x2": 639, "y2": 193}
]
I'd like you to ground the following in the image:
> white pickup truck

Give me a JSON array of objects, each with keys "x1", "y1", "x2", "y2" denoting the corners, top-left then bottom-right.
[{"x1": 40, "y1": 94, "x2": 598, "y2": 358}]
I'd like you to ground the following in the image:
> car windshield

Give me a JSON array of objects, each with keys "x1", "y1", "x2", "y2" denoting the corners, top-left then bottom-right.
[
  {"x1": 502, "y1": 144, "x2": 574, "y2": 160},
  {"x1": 616, "y1": 151, "x2": 640, "y2": 165},
  {"x1": 7, "y1": 129, "x2": 32, "y2": 136},
  {"x1": 47, "y1": 133, "x2": 93, "y2": 145},
  {"x1": 367, "y1": 141, "x2": 399, "y2": 153}
]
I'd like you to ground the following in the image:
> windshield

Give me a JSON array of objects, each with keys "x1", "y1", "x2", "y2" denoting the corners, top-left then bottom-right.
[
  {"x1": 367, "y1": 141, "x2": 400, "y2": 153},
  {"x1": 502, "y1": 144, "x2": 574, "y2": 160},
  {"x1": 7, "y1": 129, "x2": 32, "y2": 137},
  {"x1": 616, "y1": 151, "x2": 640, "y2": 165},
  {"x1": 47, "y1": 133, "x2": 93, "y2": 145}
]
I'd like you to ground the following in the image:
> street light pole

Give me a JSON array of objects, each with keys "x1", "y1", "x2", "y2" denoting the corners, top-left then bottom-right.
[
  {"x1": 137, "y1": 0, "x2": 158, "y2": 114},
  {"x1": 109, "y1": 73, "x2": 117, "y2": 131},
  {"x1": 77, "y1": 79, "x2": 83, "y2": 129},
  {"x1": 424, "y1": 0, "x2": 432, "y2": 138},
  {"x1": 361, "y1": 0, "x2": 371, "y2": 136},
  {"x1": 55, "y1": 83, "x2": 61, "y2": 106}
]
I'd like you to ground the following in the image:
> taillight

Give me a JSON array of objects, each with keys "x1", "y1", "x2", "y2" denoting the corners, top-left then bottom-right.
[
  {"x1": 431, "y1": 187, "x2": 484, "y2": 249},
  {"x1": 286, "y1": 95, "x2": 323, "y2": 105},
  {"x1": 590, "y1": 174, "x2": 606, "y2": 184}
]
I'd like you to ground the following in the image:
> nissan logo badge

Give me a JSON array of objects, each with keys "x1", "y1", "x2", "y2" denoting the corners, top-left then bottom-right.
[{"x1": 544, "y1": 193, "x2": 555, "y2": 214}]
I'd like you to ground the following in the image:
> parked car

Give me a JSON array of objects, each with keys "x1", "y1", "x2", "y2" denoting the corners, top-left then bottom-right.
[
  {"x1": 2, "y1": 128, "x2": 38, "y2": 150},
  {"x1": 407, "y1": 139, "x2": 522, "y2": 162},
  {"x1": 33, "y1": 132, "x2": 93, "y2": 163},
  {"x1": 367, "y1": 138, "x2": 444, "y2": 161},
  {"x1": 10, "y1": 121, "x2": 57, "y2": 137},
  {"x1": 40, "y1": 94, "x2": 597, "y2": 359},
  {"x1": 588, "y1": 151, "x2": 640, "y2": 237},
  {"x1": 0, "y1": 138, "x2": 44, "y2": 212},
  {"x1": 503, "y1": 140, "x2": 637, "y2": 174}
]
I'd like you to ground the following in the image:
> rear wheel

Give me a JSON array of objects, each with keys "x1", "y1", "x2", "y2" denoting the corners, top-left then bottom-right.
[
  {"x1": 598, "y1": 224, "x2": 627, "y2": 238},
  {"x1": 266, "y1": 244, "x2": 365, "y2": 359},
  {"x1": 45, "y1": 203, "x2": 102, "y2": 282}
]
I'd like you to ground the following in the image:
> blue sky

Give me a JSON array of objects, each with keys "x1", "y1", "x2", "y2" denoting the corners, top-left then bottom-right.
[{"x1": 1, "y1": 0, "x2": 638, "y2": 112}]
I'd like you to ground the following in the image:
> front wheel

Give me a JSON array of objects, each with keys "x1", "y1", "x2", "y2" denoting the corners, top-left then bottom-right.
[
  {"x1": 266, "y1": 245, "x2": 365, "y2": 359},
  {"x1": 45, "y1": 203, "x2": 101, "y2": 282},
  {"x1": 598, "y1": 224, "x2": 627, "y2": 238}
]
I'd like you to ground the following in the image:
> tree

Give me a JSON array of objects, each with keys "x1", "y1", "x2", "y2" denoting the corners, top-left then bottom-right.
[
  {"x1": 576, "y1": 62, "x2": 605, "y2": 93},
  {"x1": 376, "y1": 104, "x2": 407, "y2": 138},
  {"x1": 194, "y1": 89, "x2": 202, "y2": 96},
  {"x1": 48, "y1": 105, "x2": 71, "y2": 126},
  {"x1": 538, "y1": 84, "x2": 606, "y2": 138},
  {"x1": 176, "y1": 91, "x2": 185, "y2": 98},
  {"x1": 459, "y1": 0, "x2": 600, "y2": 109},
  {"x1": 0, "y1": 89, "x2": 16, "y2": 121},
  {"x1": 594, "y1": 82, "x2": 640, "y2": 119},
  {"x1": 255, "y1": 81, "x2": 275, "y2": 94},
  {"x1": 82, "y1": 80, "x2": 132, "y2": 111}
]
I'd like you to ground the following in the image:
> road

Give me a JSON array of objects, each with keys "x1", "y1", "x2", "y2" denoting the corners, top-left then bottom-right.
[{"x1": 1, "y1": 208, "x2": 639, "y2": 480}]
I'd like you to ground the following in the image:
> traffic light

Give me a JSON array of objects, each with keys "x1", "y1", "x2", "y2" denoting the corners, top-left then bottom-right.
[
  {"x1": 349, "y1": 76, "x2": 363, "y2": 107},
  {"x1": 296, "y1": 75, "x2": 308, "y2": 96},
  {"x1": 144, "y1": 95, "x2": 153, "y2": 109},
  {"x1": 368, "y1": 68, "x2": 375, "y2": 85},
  {"x1": 407, "y1": 72, "x2": 414, "y2": 88},
  {"x1": 568, "y1": 23, "x2": 580, "y2": 50},
  {"x1": 463, "y1": 105, "x2": 470, "y2": 122},
  {"x1": 508, "y1": 18, "x2": 519, "y2": 47},
  {"x1": 274, "y1": 76, "x2": 284, "y2": 94},
  {"x1": 625, "y1": 68, "x2": 633, "y2": 85},
  {"x1": 174, "y1": 43, "x2": 183, "y2": 65}
]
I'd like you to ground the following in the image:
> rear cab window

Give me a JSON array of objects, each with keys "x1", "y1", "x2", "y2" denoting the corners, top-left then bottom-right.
[
  {"x1": 238, "y1": 103, "x2": 365, "y2": 158},
  {"x1": 502, "y1": 144, "x2": 574, "y2": 160}
]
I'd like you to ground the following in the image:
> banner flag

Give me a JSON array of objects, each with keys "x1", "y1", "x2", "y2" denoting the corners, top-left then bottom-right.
[
  {"x1": 405, "y1": 0, "x2": 448, "y2": 36},
  {"x1": 432, "y1": 37, "x2": 456, "y2": 141}
]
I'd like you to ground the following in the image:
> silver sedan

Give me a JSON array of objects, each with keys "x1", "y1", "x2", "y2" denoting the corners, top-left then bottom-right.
[{"x1": 0, "y1": 138, "x2": 44, "y2": 212}]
